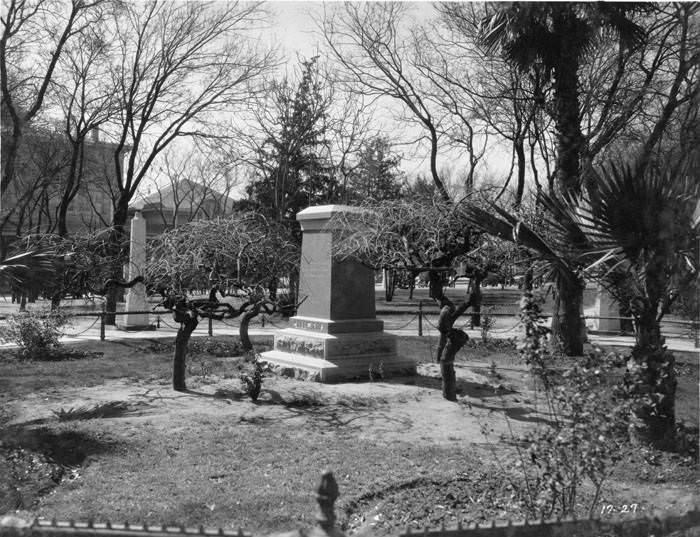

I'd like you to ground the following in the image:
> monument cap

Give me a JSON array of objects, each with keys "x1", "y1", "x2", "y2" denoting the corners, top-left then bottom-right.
[{"x1": 296, "y1": 205, "x2": 368, "y2": 232}]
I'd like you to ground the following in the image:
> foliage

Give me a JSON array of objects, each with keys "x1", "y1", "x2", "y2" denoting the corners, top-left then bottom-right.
[
  {"x1": 247, "y1": 56, "x2": 339, "y2": 223},
  {"x1": 9, "y1": 230, "x2": 130, "y2": 303},
  {"x1": 2, "y1": 309, "x2": 69, "y2": 360},
  {"x1": 0, "y1": 249, "x2": 58, "y2": 297},
  {"x1": 508, "y1": 292, "x2": 635, "y2": 518},
  {"x1": 240, "y1": 355, "x2": 267, "y2": 402},
  {"x1": 582, "y1": 160, "x2": 699, "y2": 335},
  {"x1": 464, "y1": 195, "x2": 588, "y2": 356},
  {"x1": 368, "y1": 361, "x2": 384, "y2": 382},
  {"x1": 479, "y1": 307, "x2": 496, "y2": 342},
  {"x1": 331, "y1": 198, "x2": 473, "y2": 300},
  {"x1": 345, "y1": 136, "x2": 405, "y2": 203},
  {"x1": 146, "y1": 214, "x2": 298, "y2": 295},
  {"x1": 53, "y1": 401, "x2": 133, "y2": 421}
]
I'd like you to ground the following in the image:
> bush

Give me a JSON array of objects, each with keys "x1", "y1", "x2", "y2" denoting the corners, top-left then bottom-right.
[
  {"x1": 2, "y1": 309, "x2": 69, "y2": 360},
  {"x1": 494, "y1": 292, "x2": 637, "y2": 518},
  {"x1": 240, "y1": 354, "x2": 270, "y2": 401}
]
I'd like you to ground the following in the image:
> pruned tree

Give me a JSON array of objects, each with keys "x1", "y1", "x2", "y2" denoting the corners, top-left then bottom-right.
[
  {"x1": 331, "y1": 198, "x2": 507, "y2": 400},
  {"x1": 145, "y1": 214, "x2": 300, "y2": 392}
]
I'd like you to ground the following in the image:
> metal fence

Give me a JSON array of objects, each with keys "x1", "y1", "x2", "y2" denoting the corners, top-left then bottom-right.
[
  {"x1": 1, "y1": 472, "x2": 698, "y2": 537},
  {"x1": 0, "y1": 303, "x2": 698, "y2": 347}
]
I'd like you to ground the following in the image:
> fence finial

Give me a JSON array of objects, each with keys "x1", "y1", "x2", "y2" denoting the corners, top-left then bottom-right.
[{"x1": 316, "y1": 470, "x2": 339, "y2": 531}]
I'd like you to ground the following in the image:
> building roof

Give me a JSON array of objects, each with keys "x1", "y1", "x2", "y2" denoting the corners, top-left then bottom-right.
[{"x1": 131, "y1": 179, "x2": 233, "y2": 211}]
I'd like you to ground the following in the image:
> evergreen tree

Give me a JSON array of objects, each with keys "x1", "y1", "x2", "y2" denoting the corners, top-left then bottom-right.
[
  {"x1": 346, "y1": 137, "x2": 405, "y2": 202},
  {"x1": 247, "y1": 57, "x2": 339, "y2": 222}
]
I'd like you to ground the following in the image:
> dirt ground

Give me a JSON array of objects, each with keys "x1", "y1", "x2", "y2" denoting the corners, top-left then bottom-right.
[{"x1": 1, "y1": 337, "x2": 698, "y2": 534}]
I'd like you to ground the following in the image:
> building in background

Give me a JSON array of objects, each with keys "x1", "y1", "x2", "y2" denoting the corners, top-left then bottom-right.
[
  {"x1": 1, "y1": 116, "x2": 126, "y2": 250},
  {"x1": 130, "y1": 179, "x2": 237, "y2": 239}
]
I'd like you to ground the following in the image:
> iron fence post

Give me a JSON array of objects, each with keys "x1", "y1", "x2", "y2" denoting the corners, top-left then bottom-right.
[
  {"x1": 100, "y1": 304, "x2": 106, "y2": 341},
  {"x1": 418, "y1": 301, "x2": 423, "y2": 337}
]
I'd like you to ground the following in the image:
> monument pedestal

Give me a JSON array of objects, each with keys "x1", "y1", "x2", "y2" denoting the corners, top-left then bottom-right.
[
  {"x1": 117, "y1": 211, "x2": 153, "y2": 331},
  {"x1": 261, "y1": 206, "x2": 416, "y2": 382},
  {"x1": 591, "y1": 284, "x2": 621, "y2": 334}
]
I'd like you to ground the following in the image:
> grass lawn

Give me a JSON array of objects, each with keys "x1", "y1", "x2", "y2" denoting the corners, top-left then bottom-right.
[{"x1": 0, "y1": 335, "x2": 697, "y2": 536}]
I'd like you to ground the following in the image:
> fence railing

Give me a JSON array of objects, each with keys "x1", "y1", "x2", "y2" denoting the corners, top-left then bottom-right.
[
  {"x1": 1, "y1": 303, "x2": 698, "y2": 347},
  {"x1": 1, "y1": 472, "x2": 698, "y2": 537}
]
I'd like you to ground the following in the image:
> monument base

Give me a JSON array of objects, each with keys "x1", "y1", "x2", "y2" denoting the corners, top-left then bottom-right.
[{"x1": 260, "y1": 327, "x2": 416, "y2": 383}]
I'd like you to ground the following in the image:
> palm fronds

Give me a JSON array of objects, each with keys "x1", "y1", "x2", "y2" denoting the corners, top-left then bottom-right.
[
  {"x1": 0, "y1": 250, "x2": 58, "y2": 289},
  {"x1": 580, "y1": 160, "x2": 699, "y2": 319}
]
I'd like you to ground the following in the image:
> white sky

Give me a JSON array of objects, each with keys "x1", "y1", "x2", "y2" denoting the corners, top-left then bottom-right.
[{"x1": 265, "y1": 1, "x2": 512, "y2": 186}]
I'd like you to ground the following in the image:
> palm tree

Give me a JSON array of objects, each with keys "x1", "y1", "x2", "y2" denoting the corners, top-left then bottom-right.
[
  {"x1": 477, "y1": 3, "x2": 646, "y2": 355},
  {"x1": 580, "y1": 159, "x2": 698, "y2": 449},
  {"x1": 463, "y1": 193, "x2": 590, "y2": 356},
  {"x1": 465, "y1": 155, "x2": 698, "y2": 449},
  {"x1": 0, "y1": 250, "x2": 58, "y2": 300},
  {"x1": 479, "y1": 3, "x2": 646, "y2": 197}
]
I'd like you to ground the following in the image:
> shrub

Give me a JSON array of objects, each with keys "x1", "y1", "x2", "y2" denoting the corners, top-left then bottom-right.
[
  {"x1": 480, "y1": 307, "x2": 496, "y2": 342},
  {"x1": 240, "y1": 354, "x2": 270, "y2": 401},
  {"x1": 2, "y1": 309, "x2": 69, "y2": 360},
  {"x1": 496, "y1": 292, "x2": 636, "y2": 518}
]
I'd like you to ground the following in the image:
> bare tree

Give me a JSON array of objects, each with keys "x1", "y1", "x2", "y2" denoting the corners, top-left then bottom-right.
[
  {"x1": 100, "y1": 0, "x2": 277, "y2": 323},
  {"x1": 320, "y1": 3, "x2": 451, "y2": 201},
  {"x1": 322, "y1": 87, "x2": 378, "y2": 204},
  {"x1": 136, "y1": 146, "x2": 238, "y2": 231},
  {"x1": 0, "y1": 0, "x2": 106, "y2": 203},
  {"x1": 51, "y1": 20, "x2": 115, "y2": 236}
]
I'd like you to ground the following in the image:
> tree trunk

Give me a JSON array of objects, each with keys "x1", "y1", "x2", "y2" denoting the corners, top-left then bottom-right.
[
  {"x1": 57, "y1": 140, "x2": 82, "y2": 237},
  {"x1": 550, "y1": 276, "x2": 585, "y2": 356},
  {"x1": 384, "y1": 268, "x2": 395, "y2": 302},
  {"x1": 1, "y1": 125, "x2": 22, "y2": 197},
  {"x1": 469, "y1": 276, "x2": 483, "y2": 328},
  {"x1": 514, "y1": 137, "x2": 526, "y2": 207},
  {"x1": 629, "y1": 312, "x2": 677, "y2": 450},
  {"x1": 553, "y1": 18, "x2": 584, "y2": 198},
  {"x1": 105, "y1": 200, "x2": 130, "y2": 325},
  {"x1": 428, "y1": 270, "x2": 444, "y2": 302},
  {"x1": 173, "y1": 315, "x2": 199, "y2": 391},
  {"x1": 441, "y1": 361, "x2": 457, "y2": 402},
  {"x1": 240, "y1": 306, "x2": 260, "y2": 351}
]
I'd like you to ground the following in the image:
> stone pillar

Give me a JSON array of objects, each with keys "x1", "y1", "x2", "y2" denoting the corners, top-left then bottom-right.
[
  {"x1": 592, "y1": 284, "x2": 621, "y2": 333},
  {"x1": 120, "y1": 211, "x2": 151, "y2": 330},
  {"x1": 261, "y1": 205, "x2": 416, "y2": 382}
]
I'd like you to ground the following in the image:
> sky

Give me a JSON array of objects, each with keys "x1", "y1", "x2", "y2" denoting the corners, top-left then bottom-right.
[{"x1": 264, "y1": 1, "x2": 512, "y2": 186}]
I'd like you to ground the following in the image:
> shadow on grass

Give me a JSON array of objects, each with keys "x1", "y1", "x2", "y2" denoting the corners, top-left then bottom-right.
[
  {"x1": 282, "y1": 403, "x2": 412, "y2": 430},
  {"x1": 404, "y1": 373, "x2": 518, "y2": 399},
  {"x1": 0, "y1": 424, "x2": 123, "y2": 511},
  {"x1": 1, "y1": 425, "x2": 121, "y2": 467},
  {"x1": 208, "y1": 386, "x2": 411, "y2": 430},
  {"x1": 461, "y1": 399, "x2": 556, "y2": 426},
  {"x1": 53, "y1": 400, "x2": 145, "y2": 421}
]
